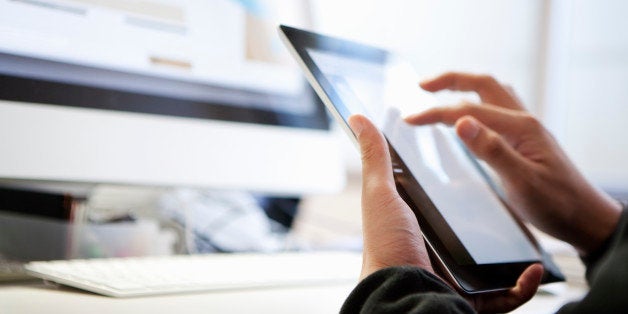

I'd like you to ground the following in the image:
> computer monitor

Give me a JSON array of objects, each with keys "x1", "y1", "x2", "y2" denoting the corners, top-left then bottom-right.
[{"x1": 0, "y1": 0, "x2": 344, "y2": 195}]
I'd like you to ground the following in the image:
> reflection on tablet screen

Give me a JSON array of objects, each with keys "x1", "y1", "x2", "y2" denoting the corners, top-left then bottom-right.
[{"x1": 307, "y1": 48, "x2": 540, "y2": 265}]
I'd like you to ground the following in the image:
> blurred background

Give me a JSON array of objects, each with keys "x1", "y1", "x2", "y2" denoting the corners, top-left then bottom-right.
[
  {"x1": 2, "y1": 2, "x2": 626, "y2": 311},
  {"x1": 310, "y1": 0, "x2": 628, "y2": 196},
  {"x1": 1, "y1": 0, "x2": 627, "y2": 272},
  {"x1": 294, "y1": 0, "x2": 628, "y2": 270}
]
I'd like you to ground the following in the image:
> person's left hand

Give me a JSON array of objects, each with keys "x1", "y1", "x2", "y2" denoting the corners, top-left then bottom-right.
[
  {"x1": 348, "y1": 114, "x2": 544, "y2": 313},
  {"x1": 349, "y1": 114, "x2": 432, "y2": 279}
]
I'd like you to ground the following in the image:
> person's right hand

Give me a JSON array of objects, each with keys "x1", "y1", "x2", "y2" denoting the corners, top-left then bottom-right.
[{"x1": 405, "y1": 72, "x2": 622, "y2": 256}]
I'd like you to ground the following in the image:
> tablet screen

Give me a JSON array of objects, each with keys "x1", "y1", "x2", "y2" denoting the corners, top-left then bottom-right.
[{"x1": 306, "y1": 48, "x2": 540, "y2": 265}]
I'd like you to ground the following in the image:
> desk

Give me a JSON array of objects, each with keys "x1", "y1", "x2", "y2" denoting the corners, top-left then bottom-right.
[
  {"x1": 0, "y1": 277, "x2": 588, "y2": 314},
  {"x1": 0, "y1": 280, "x2": 356, "y2": 314},
  {"x1": 0, "y1": 177, "x2": 590, "y2": 313},
  {"x1": 512, "y1": 284, "x2": 588, "y2": 313}
]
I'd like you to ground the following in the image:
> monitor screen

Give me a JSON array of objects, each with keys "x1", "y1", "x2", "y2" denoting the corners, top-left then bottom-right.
[
  {"x1": 0, "y1": 0, "x2": 326, "y2": 128},
  {"x1": 0, "y1": 0, "x2": 344, "y2": 194}
]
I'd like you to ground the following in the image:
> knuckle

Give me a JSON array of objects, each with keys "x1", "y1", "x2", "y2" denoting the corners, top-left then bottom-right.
[
  {"x1": 503, "y1": 84, "x2": 515, "y2": 93},
  {"x1": 427, "y1": 108, "x2": 446, "y2": 123},
  {"x1": 377, "y1": 191, "x2": 399, "y2": 206},
  {"x1": 477, "y1": 74, "x2": 499, "y2": 86},
  {"x1": 442, "y1": 71, "x2": 460, "y2": 81},
  {"x1": 363, "y1": 178, "x2": 397, "y2": 202},
  {"x1": 457, "y1": 100, "x2": 475, "y2": 107},
  {"x1": 482, "y1": 133, "x2": 505, "y2": 160},
  {"x1": 507, "y1": 168, "x2": 541, "y2": 199},
  {"x1": 454, "y1": 101, "x2": 475, "y2": 112},
  {"x1": 519, "y1": 113, "x2": 543, "y2": 131},
  {"x1": 453, "y1": 102, "x2": 478, "y2": 118},
  {"x1": 370, "y1": 190, "x2": 403, "y2": 210}
]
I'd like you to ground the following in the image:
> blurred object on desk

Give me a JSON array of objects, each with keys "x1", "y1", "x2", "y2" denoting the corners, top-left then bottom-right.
[
  {"x1": 158, "y1": 189, "x2": 290, "y2": 253},
  {"x1": 293, "y1": 173, "x2": 363, "y2": 251}
]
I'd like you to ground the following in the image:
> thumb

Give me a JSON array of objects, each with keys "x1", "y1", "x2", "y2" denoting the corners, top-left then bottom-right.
[
  {"x1": 455, "y1": 116, "x2": 527, "y2": 178},
  {"x1": 348, "y1": 115, "x2": 395, "y2": 189}
]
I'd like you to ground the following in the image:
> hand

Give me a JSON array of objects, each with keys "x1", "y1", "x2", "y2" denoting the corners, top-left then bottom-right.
[
  {"x1": 348, "y1": 114, "x2": 431, "y2": 279},
  {"x1": 406, "y1": 72, "x2": 622, "y2": 256},
  {"x1": 349, "y1": 114, "x2": 544, "y2": 313}
]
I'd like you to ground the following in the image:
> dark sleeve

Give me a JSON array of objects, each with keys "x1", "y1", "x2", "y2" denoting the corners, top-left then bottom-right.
[
  {"x1": 340, "y1": 266, "x2": 475, "y2": 314},
  {"x1": 557, "y1": 207, "x2": 628, "y2": 314}
]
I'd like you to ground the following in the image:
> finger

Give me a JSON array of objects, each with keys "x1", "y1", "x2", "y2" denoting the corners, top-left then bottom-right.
[
  {"x1": 509, "y1": 263, "x2": 544, "y2": 303},
  {"x1": 405, "y1": 102, "x2": 522, "y2": 136},
  {"x1": 348, "y1": 115, "x2": 395, "y2": 190},
  {"x1": 474, "y1": 263, "x2": 544, "y2": 313},
  {"x1": 420, "y1": 72, "x2": 524, "y2": 110},
  {"x1": 454, "y1": 116, "x2": 529, "y2": 178}
]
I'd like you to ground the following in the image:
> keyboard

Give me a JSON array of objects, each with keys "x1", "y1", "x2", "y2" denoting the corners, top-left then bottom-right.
[
  {"x1": 0, "y1": 260, "x2": 29, "y2": 281},
  {"x1": 25, "y1": 251, "x2": 362, "y2": 297}
]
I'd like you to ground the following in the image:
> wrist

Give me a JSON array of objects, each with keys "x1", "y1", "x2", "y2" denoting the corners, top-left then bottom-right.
[{"x1": 571, "y1": 192, "x2": 623, "y2": 256}]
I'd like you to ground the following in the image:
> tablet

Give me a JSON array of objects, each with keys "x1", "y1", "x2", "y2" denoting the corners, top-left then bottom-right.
[{"x1": 279, "y1": 25, "x2": 564, "y2": 293}]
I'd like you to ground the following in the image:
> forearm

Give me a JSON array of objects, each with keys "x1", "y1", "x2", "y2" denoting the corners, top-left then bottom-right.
[{"x1": 341, "y1": 266, "x2": 475, "y2": 314}]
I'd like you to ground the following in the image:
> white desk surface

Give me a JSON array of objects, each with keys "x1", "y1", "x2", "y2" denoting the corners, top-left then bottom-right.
[
  {"x1": 0, "y1": 178, "x2": 589, "y2": 313},
  {"x1": 0, "y1": 278, "x2": 588, "y2": 314},
  {"x1": 0, "y1": 280, "x2": 356, "y2": 314}
]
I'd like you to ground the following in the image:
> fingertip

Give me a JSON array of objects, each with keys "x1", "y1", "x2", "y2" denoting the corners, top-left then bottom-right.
[
  {"x1": 516, "y1": 263, "x2": 544, "y2": 297},
  {"x1": 530, "y1": 263, "x2": 545, "y2": 282},
  {"x1": 454, "y1": 114, "x2": 527, "y2": 177},
  {"x1": 526, "y1": 263, "x2": 544, "y2": 277},
  {"x1": 420, "y1": 72, "x2": 451, "y2": 90},
  {"x1": 533, "y1": 262, "x2": 545, "y2": 272},
  {"x1": 524, "y1": 263, "x2": 544, "y2": 281},
  {"x1": 419, "y1": 78, "x2": 440, "y2": 92},
  {"x1": 404, "y1": 113, "x2": 423, "y2": 125},
  {"x1": 418, "y1": 79, "x2": 432, "y2": 89},
  {"x1": 455, "y1": 116, "x2": 481, "y2": 141},
  {"x1": 404, "y1": 108, "x2": 445, "y2": 126},
  {"x1": 349, "y1": 116, "x2": 395, "y2": 185},
  {"x1": 348, "y1": 115, "x2": 366, "y2": 138},
  {"x1": 348, "y1": 115, "x2": 384, "y2": 154}
]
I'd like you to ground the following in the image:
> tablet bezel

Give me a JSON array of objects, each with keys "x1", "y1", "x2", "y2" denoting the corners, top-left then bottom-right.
[{"x1": 279, "y1": 24, "x2": 564, "y2": 293}]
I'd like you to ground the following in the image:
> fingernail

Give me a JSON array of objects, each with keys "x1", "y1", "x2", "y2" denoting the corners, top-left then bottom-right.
[
  {"x1": 348, "y1": 116, "x2": 364, "y2": 138},
  {"x1": 457, "y1": 118, "x2": 480, "y2": 140},
  {"x1": 404, "y1": 113, "x2": 422, "y2": 124},
  {"x1": 419, "y1": 75, "x2": 437, "y2": 85}
]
